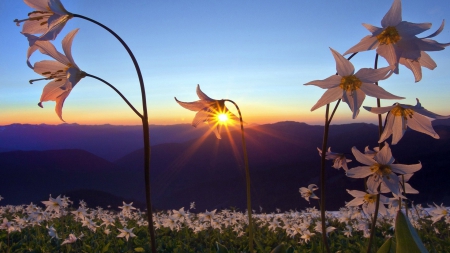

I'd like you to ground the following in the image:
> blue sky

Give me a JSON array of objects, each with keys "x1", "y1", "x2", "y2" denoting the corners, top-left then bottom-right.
[{"x1": 1, "y1": 0, "x2": 450, "y2": 126}]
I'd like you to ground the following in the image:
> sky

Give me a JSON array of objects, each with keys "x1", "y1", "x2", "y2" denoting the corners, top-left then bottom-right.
[{"x1": 1, "y1": 0, "x2": 450, "y2": 126}]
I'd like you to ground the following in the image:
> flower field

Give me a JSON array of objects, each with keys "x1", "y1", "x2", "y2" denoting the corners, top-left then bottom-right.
[{"x1": 1, "y1": 196, "x2": 449, "y2": 252}]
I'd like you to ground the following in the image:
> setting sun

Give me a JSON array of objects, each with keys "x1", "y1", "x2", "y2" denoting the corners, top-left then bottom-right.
[{"x1": 217, "y1": 113, "x2": 229, "y2": 123}]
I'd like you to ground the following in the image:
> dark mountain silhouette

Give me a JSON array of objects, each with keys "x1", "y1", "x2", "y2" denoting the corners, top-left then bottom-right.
[
  {"x1": 1, "y1": 120, "x2": 450, "y2": 211},
  {"x1": 0, "y1": 123, "x2": 207, "y2": 161}
]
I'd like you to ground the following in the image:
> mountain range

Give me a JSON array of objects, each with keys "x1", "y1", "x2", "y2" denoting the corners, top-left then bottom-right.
[{"x1": 1, "y1": 120, "x2": 450, "y2": 212}]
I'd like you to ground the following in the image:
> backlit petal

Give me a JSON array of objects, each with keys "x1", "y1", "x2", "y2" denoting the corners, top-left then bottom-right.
[
  {"x1": 391, "y1": 163, "x2": 422, "y2": 174},
  {"x1": 407, "y1": 113, "x2": 439, "y2": 138},
  {"x1": 304, "y1": 75, "x2": 341, "y2": 89},
  {"x1": 381, "y1": 0, "x2": 402, "y2": 27},
  {"x1": 310, "y1": 87, "x2": 342, "y2": 111},
  {"x1": 351, "y1": 146, "x2": 376, "y2": 165},
  {"x1": 344, "y1": 36, "x2": 379, "y2": 55},
  {"x1": 360, "y1": 83, "x2": 403, "y2": 100},
  {"x1": 330, "y1": 48, "x2": 354, "y2": 76},
  {"x1": 346, "y1": 166, "x2": 373, "y2": 178}
]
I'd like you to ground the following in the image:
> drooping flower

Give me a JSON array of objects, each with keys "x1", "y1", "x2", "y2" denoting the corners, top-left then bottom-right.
[
  {"x1": 175, "y1": 84, "x2": 238, "y2": 139},
  {"x1": 317, "y1": 147, "x2": 352, "y2": 171},
  {"x1": 364, "y1": 98, "x2": 449, "y2": 144},
  {"x1": 346, "y1": 189, "x2": 389, "y2": 215},
  {"x1": 14, "y1": 0, "x2": 73, "y2": 45},
  {"x1": 305, "y1": 48, "x2": 403, "y2": 119},
  {"x1": 346, "y1": 143, "x2": 421, "y2": 196},
  {"x1": 344, "y1": 0, "x2": 449, "y2": 82},
  {"x1": 299, "y1": 184, "x2": 319, "y2": 203},
  {"x1": 27, "y1": 29, "x2": 86, "y2": 121}
]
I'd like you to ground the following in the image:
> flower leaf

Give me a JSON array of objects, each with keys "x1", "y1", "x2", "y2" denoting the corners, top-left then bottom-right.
[{"x1": 395, "y1": 211, "x2": 428, "y2": 253}]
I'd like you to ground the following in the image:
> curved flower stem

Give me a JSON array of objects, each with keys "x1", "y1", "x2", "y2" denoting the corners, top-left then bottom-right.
[
  {"x1": 85, "y1": 73, "x2": 143, "y2": 119},
  {"x1": 367, "y1": 53, "x2": 383, "y2": 253},
  {"x1": 224, "y1": 99, "x2": 254, "y2": 253},
  {"x1": 319, "y1": 104, "x2": 332, "y2": 253},
  {"x1": 72, "y1": 14, "x2": 157, "y2": 253}
]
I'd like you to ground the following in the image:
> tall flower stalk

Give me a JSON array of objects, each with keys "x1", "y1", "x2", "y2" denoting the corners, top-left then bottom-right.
[
  {"x1": 65, "y1": 14, "x2": 157, "y2": 253},
  {"x1": 16, "y1": 5, "x2": 157, "y2": 252},
  {"x1": 175, "y1": 86, "x2": 254, "y2": 252}
]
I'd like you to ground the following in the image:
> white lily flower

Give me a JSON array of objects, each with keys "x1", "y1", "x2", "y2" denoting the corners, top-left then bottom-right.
[
  {"x1": 305, "y1": 48, "x2": 403, "y2": 119},
  {"x1": 14, "y1": 0, "x2": 73, "y2": 45},
  {"x1": 317, "y1": 147, "x2": 352, "y2": 171},
  {"x1": 27, "y1": 29, "x2": 85, "y2": 121},
  {"x1": 299, "y1": 184, "x2": 319, "y2": 203},
  {"x1": 346, "y1": 189, "x2": 389, "y2": 215},
  {"x1": 346, "y1": 143, "x2": 421, "y2": 196},
  {"x1": 344, "y1": 0, "x2": 449, "y2": 82},
  {"x1": 175, "y1": 84, "x2": 238, "y2": 139},
  {"x1": 364, "y1": 98, "x2": 449, "y2": 144}
]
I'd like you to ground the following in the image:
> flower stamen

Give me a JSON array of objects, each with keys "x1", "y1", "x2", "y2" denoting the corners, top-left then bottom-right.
[
  {"x1": 364, "y1": 193, "x2": 377, "y2": 204},
  {"x1": 370, "y1": 163, "x2": 393, "y2": 178},
  {"x1": 391, "y1": 105, "x2": 414, "y2": 120},
  {"x1": 339, "y1": 75, "x2": 362, "y2": 92},
  {"x1": 377, "y1": 26, "x2": 401, "y2": 45}
]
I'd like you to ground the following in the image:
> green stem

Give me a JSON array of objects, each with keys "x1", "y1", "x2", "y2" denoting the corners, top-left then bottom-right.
[
  {"x1": 367, "y1": 53, "x2": 382, "y2": 253},
  {"x1": 224, "y1": 99, "x2": 253, "y2": 253},
  {"x1": 319, "y1": 103, "x2": 331, "y2": 253},
  {"x1": 72, "y1": 13, "x2": 157, "y2": 253}
]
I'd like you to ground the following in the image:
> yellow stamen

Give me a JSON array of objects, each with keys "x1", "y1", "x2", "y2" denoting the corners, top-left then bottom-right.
[
  {"x1": 370, "y1": 163, "x2": 393, "y2": 178},
  {"x1": 377, "y1": 26, "x2": 401, "y2": 45},
  {"x1": 364, "y1": 194, "x2": 377, "y2": 204},
  {"x1": 391, "y1": 105, "x2": 414, "y2": 120},
  {"x1": 339, "y1": 75, "x2": 362, "y2": 91}
]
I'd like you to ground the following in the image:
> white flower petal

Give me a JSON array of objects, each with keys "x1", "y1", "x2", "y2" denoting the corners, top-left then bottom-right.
[
  {"x1": 381, "y1": 0, "x2": 402, "y2": 27},
  {"x1": 359, "y1": 83, "x2": 404, "y2": 100},
  {"x1": 355, "y1": 66, "x2": 393, "y2": 83},
  {"x1": 346, "y1": 189, "x2": 367, "y2": 198},
  {"x1": 196, "y1": 84, "x2": 214, "y2": 101},
  {"x1": 407, "y1": 113, "x2": 439, "y2": 138},
  {"x1": 310, "y1": 87, "x2": 342, "y2": 111},
  {"x1": 364, "y1": 105, "x2": 396, "y2": 114},
  {"x1": 391, "y1": 115, "x2": 406, "y2": 145},
  {"x1": 379, "y1": 113, "x2": 395, "y2": 143},
  {"x1": 304, "y1": 75, "x2": 341, "y2": 89},
  {"x1": 399, "y1": 57, "x2": 422, "y2": 82},
  {"x1": 62, "y1": 29, "x2": 79, "y2": 68},
  {"x1": 375, "y1": 143, "x2": 394, "y2": 165},
  {"x1": 344, "y1": 36, "x2": 379, "y2": 55},
  {"x1": 391, "y1": 163, "x2": 422, "y2": 174},
  {"x1": 351, "y1": 146, "x2": 376, "y2": 165},
  {"x1": 396, "y1": 21, "x2": 432, "y2": 36},
  {"x1": 346, "y1": 166, "x2": 373, "y2": 178},
  {"x1": 330, "y1": 48, "x2": 354, "y2": 76},
  {"x1": 419, "y1": 52, "x2": 437, "y2": 70}
]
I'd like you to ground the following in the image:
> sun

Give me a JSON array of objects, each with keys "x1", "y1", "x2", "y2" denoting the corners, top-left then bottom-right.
[{"x1": 217, "y1": 113, "x2": 229, "y2": 123}]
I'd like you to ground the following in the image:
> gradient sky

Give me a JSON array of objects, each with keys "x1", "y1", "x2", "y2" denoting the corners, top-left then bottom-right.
[{"x1": 1, "y1": 0, "x2": 450, "y2": 126}]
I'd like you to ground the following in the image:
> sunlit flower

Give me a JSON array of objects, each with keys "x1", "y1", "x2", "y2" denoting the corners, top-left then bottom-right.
[
  {"x1": 61, "y1": 233, "x2": 77, "y2": 245},
  {"x1": 317, "y1": 147, "x2": 352, "y2": 171},
  {"x1": 175, "y1": 84, "x2": 238, "y2": 139},
  {"x1": 14, "y1": 0, "x2": 73, "y2": 44},
  {"x1": 117, "y1": 227, "x2": 136, "y2": 241},
  {"x1": 27, "y1": 29, "x2": 86, "y2": 121},
  {"x1": 299, "y1": 184, "x2": 319, "y2": 203},
  {"x1": 364, "y1": 98, "x2": 449, "y2": 144},
  {"x1": 346, "y1": 189, "x2": 389, "y2": 215},
  {"x1": 344, "y1": 0, "x2": 449, "y2": 82},
  {"x1": 305, "y1": 48, "x2": 402, "y2": 119},
  {"x1": 346, "y1": 143, "x2": 421, "y2": 196}
]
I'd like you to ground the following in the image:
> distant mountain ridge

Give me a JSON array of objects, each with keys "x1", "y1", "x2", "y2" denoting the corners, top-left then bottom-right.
[
  {"x1": 0, "y1": 123, "x2": 209, "y2": 161},
  {"x1": 1, "y1": 120, "x2": 450, "y2": 211}
]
